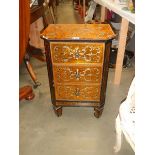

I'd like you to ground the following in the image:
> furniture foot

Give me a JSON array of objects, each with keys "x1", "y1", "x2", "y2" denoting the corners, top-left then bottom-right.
[
  {"x1": 53, "y1": 106, "x2": 62, "y2": 117},
  {"x1": 94, "y1": 107, "x2": 103, "y2": 118},
  {"x1": 19, "y1": 85, "x2": 35, "y2": 101},
  {"x1": 33, "y1": 81, "x2": 41, "y2": 89}
]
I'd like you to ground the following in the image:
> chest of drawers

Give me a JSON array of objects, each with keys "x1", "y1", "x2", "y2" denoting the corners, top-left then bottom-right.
[{"x1": 41, "y1": 24, "x2": 115, "y2": 118}]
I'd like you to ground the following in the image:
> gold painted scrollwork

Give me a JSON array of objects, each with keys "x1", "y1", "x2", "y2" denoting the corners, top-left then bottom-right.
[
  {"x1": 51, "y1": 43, "x2": 104, "y2": 63},
  {"x1": 55, "y1": 85, "x2": 100, "y2": 101},
  {"x1": 54, "y1": 66, "x2": 102, "y2": 83}
]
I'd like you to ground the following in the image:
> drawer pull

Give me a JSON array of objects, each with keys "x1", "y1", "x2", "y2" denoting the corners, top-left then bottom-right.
[
  {"x1": 75, "y1": 51, "x2": 79, "y2": 59},
  {"x1": 75, "y1": 88, "x2": 80, "y2": 96},
  {"x1": 75, "y1": 69, "x2": 80, "y2": 80}
]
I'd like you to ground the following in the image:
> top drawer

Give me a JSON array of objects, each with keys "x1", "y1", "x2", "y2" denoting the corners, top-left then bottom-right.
[{"x1": 50, "y1": 42, "x2": 104, "y2": 64}]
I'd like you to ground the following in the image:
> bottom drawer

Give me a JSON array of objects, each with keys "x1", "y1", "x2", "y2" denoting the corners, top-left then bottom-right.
[{"x1": 55, "y1": 85, "x2": 100, "y2": 101}]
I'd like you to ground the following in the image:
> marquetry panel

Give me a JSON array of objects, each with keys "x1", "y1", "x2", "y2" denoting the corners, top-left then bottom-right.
[
  {"x1": 51, "y1": 42, "x2": 104, "y2": 63},
  {"x1": 55, "y1": 85, "x2": 100, "y2": 101},
  {"x1": 41, "y1": 24, "x2": 116, "y2": 40},
  {"x1": 53, "y1": 66, "x2": 102, "y2": 83}
]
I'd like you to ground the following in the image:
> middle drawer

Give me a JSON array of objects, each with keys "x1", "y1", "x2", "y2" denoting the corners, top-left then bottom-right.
[{"x1": 53, "y1": 66, "x2": 102, "y2": 83}]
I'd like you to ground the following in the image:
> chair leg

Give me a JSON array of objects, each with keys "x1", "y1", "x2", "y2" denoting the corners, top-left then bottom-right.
[
  {"x1": 49, "y1": 6, "x2": 56, "y2": 24},
  {"x1": 24, "y1": 53, "x2": 41, "y2": 88},
  {"x1": 114, "y1": 115, "x2": 122, "y2": 153},
  {"x1": 28, "y1": 44, "x2": 46, "y2": 62}
]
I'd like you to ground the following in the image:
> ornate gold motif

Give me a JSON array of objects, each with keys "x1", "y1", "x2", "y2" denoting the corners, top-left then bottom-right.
[
  {"x1": 54, "y1": 66, "x2": 102, "y2": 83},
  {"x1": 55, "y1": 85, "x2": 100, "y2": 101},
  {"x1": 51, "y1": 43, "x2": 104, "y2": 63}
]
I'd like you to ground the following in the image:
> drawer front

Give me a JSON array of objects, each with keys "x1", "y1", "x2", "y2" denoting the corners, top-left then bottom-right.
[
  {"x1": 55, "y1": 85, "x2": 100, "y2": 101},
  {"x1": 51, "y1": 42, "x2": 104, "y2": 64},
  {"x1": 53, "y1": 66, "x2": 102, "y2": 83}
]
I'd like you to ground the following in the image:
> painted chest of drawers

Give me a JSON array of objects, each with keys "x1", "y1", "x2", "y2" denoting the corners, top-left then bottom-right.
[{"x1": 41, "y1": 24, "x2": 115, "y2": 118}]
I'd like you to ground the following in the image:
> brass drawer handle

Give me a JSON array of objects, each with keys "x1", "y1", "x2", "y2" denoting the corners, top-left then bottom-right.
[
  {"x1": 75, "y1": 51, "x2": 79, "y2": 59},
  {"x1": 75, "y1": 88, "x2": 80, "y2": 96},
  {"x1": 75, "y1": 69, "x2": 80, "y2": 80}
]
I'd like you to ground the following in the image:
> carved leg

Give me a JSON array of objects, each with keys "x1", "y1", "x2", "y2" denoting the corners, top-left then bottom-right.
[
  {"x1": 114, "y1": 115, "x2": 122, "y2": 153},
  {"x1": 24, "y1": 53, "x2": 41, "y2": 88},
  {"x1": 94, "y1": 106, "x2": 103, "y2": 118},
  {"x1": 19, "y1": 85, "x2": 35, "y2": 101},
  {"x1": 53, "y1": 106, "x2": 62, "y2": 117}
]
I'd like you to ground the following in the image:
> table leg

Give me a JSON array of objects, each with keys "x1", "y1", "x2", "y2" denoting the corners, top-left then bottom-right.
[
  {"x1": 83, "y1": 0, "x2": 85, "y2": 19},
  {"x1": 114, "y1": 18, "x2": 129, "y2": 85},
  {"x1": 100, "y1": 6, "x2": 107, "y2": 22}
]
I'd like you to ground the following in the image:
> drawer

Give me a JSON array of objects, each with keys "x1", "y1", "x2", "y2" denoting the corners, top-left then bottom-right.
[
  {"x1": 51, "y1": 42, "x2": 104, "y2": 64},
  {"x1": 55, "y1": 85, "x2": 100, "y2": 101},
  {"x1": 53, "y1": 66, "x2": 102, "y2": 83}
]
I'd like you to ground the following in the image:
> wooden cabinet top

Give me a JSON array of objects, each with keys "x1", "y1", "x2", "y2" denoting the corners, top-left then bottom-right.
[{"x1": 41, "y1": 24, "x2": 115, "y2": 41}]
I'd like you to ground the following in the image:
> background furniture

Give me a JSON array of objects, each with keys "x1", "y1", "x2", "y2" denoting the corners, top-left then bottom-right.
[
  {"x1": 94, "y1": 0, "x2": 135, "y2": 84},
  {"x1": 25, "y1": 0, "x2": 47, "y2": 88},
  {"x1": 114, "y1": 78, "x2": 135, "y2": 152},
  {"x1": 19, "y1": 0, "x2": 35, "y2": 101},
  {"x1": 84, "y1": 0, "x2": 97, "y2": 23},
  {"x1": 41, "y1": 24, "x2": 115, "y2": 118},
  {"x1": 26, "y1": 0, "x2": 56, "y2": 88},
  {"x1": 73, "y1": 0, "x2": 87, "y2": 20}
]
